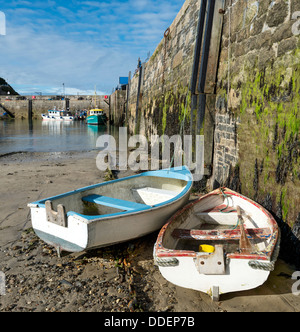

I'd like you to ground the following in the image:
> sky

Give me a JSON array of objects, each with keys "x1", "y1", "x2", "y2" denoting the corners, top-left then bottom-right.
[{"x1": 0, "y1": 0, "x2": 185, "y2": 96}]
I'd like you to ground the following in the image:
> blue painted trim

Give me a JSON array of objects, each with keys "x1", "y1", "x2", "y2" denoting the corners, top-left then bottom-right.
[
  {"x1": 142, "y1": 166, "x2": 193, "y2": 181},
  {"x1": 29, "y1": 166, "x2": 193, "y2": 221},
  {"x1": 30, "y1": 173, "x2": 143, "y2": 207},
  {"x1": 67, "y1": 210, "x2": 130, "y2": 220},
  {"x1": 82, "y1": 194, "x2": 149, "y2": 211}
]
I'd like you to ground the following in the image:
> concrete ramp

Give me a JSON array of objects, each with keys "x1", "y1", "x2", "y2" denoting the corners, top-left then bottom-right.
[{"x1": 0, "y1": 103, "x2": 15, "y2": 118}]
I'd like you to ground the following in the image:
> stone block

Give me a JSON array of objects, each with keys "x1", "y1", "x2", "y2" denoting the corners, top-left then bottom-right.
[
  {"x1": 291, "y1": 0, "x2": 300, "y2": 12},
  {"x1": 272, "y1": 21, "x2": 294, "y2": 43},
  {"x1": 277, "y1": 37, "x2": 297, "y2": 57},
  {"x1": 172, "y1": 50, "x2": 183, "y2": 69},
  {"x1": 266, "y1": 0, "x2": 288, "y2": 28}
]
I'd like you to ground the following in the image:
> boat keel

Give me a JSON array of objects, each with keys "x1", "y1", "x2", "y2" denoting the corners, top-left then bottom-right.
[{"x1": 212, "y1": 286, "x2": 220, "y2": 302}]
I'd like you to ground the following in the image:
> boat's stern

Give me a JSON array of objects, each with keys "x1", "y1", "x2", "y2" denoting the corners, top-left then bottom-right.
[{"x1": 28, "y1": 202, "x2": 89, "y2": 254}]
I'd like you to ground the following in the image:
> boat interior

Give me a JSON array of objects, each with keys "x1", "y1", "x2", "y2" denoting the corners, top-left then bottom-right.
[
  {"x1": 41, "y1": 175, "x2": 188, "y2": 219},
  {"x1": 162, "y1": 192, "x2": 274, "y2": 256}
]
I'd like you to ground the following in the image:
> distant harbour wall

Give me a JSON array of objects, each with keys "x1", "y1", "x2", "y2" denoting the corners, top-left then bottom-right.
[{"x1": 0, "y1": 95, "x2": 109, "y2": 119}]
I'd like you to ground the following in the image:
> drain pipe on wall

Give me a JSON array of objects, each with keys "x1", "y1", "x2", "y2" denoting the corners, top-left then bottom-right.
[
  {"x1": 135, "y1": 63, "x2": 144, "y2": 131},
  {"x1": 190, "y1": 0, "x2": 207, "y2": 136},
  {"x1": 197, "y1": 0, "x2": 216, "y2": 133}
]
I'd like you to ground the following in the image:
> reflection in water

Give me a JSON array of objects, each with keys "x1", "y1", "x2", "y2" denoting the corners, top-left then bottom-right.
[
  {"x1": 0, "y1": 119, "x2": 112, "y2": 154},
  {"x1": 87, "y1": 124, "x2": 107, "y2": 136}
]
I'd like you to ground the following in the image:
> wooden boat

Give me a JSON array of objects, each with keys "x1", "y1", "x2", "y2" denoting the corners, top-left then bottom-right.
[
  {"x1": 28, "y1": 167, "x2": 193, "y2": 255},
  {"x1": 154, "y1": 187, "x2": 280, "y2": 301}
]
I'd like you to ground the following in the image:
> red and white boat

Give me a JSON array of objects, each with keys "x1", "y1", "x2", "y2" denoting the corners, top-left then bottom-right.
[{"x1": 154, "y1": 187, "x2": 280, "y2": 301}]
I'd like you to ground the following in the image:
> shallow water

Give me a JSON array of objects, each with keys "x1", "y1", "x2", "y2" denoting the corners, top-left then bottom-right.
[{"x1": 0, "y1": 119, "x2": 119, "y2": 154}]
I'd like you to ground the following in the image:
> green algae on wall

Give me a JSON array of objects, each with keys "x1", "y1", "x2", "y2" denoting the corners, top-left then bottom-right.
[
  {"x1": 148, "y1": 85, "x2": 191, "y2": 137},
  {"x1": 236, "y1": 48, "x2": 300, "y2": 228}
]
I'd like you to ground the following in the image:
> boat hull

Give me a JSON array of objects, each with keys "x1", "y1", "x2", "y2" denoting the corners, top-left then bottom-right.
[
  {"x1": 62, "y1": 116, "x2": 75, "y2": 122},
  {"x1": 154, "y1": 187, "x2": 279, "y2": 300},
  {"x1": 30, "y1": 194, "x2": 190, "y2": 252},
  {"x1": 156, "y1": 255, "x2": 270, "y2": 297},
  {"x1": 41, "y1": 114, "x2": 63, "y2": 121},
  {"x1": 86, "y1": 115, "x2": 107, "y2": 125},
  {"x1": 28, "y1": 167, "x2": 193, "y2": 253}
]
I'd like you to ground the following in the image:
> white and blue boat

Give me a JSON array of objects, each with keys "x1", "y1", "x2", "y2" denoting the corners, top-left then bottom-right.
[
  {"x1": 41, "y1": 107, "x2": 75, "y2": 122},
  {"x1": 28, "y1": 167, "x2": 193, "y2": 254}
]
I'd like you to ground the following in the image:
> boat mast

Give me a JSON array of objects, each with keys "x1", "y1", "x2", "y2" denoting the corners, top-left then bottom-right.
[{"x1": 94, "y1": 86, "x2": 98, "y2": 108}]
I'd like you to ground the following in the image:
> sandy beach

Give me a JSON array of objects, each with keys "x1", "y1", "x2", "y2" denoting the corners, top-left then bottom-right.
[{"x1": 1, "y1": 150, "x2": 300, "y2": 312}]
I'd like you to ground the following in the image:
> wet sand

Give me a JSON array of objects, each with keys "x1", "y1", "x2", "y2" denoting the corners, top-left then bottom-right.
[{"x1": 1, "y1": 151, "x2": 300, "y2": 312}]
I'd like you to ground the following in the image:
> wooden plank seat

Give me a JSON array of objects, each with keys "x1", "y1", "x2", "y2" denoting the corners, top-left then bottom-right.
[
  {"x1": 172, "y1": 227, "x2": 272, "y2": 241},
  {"x1": 82, "y1": 194, "x2": 149, "y2": 211},
  {"x1": 202, "y1": 204, "x2": 237, "y2": 213},
  {"x1": 195, "y1": 204, "x2": 239, "y2": 223}
]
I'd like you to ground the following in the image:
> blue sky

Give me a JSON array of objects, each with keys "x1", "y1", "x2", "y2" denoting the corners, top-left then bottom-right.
[{"x1": 0, "y1": 0, "x2": 185, "y2": 95}]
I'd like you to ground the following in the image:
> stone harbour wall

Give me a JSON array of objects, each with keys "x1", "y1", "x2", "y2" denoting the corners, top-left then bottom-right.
[
  {"x1": 127, "y1": 0, "x2": 200, "y2": 137},
  {"x1": 110, "y1": 89, "x2": 127, "y2": 125},
  {"x1": 0, "y1": 96, "x2": 109, "y2": 119}
]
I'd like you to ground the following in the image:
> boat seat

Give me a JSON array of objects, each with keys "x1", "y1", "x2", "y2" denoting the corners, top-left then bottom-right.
[
  {"x1": 132, "y1": 187, "x2": 178, "y2": 205},
  {"x1": 82, "y1": 194, "x2": 149, "y2": 211},
  {"x1": 135, "y1": 187, "x2": 177, "y2": 197},
  {"x1": 172, "y1": 227, "x2": 272, "y2": 241},
  {"x1": 202, "y1": 204, "x2": 237, "y2": 213}
]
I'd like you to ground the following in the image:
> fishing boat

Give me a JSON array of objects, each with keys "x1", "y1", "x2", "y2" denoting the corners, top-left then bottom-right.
[
  {"x1": 28, "y1": 167, "x2": 193, "y2": 255},
  {"x1": 62, "y1": 112, "x2": 76, "y2": 122},
  {"x1": 86, "y1": 109, "x2": 107, "y2": 126},
  {"x1": 41, "y1": 108, "x2": 75, "y2": 121},
  {"x1": 154, "y1": 187, "x2": 280, "y2": 301},
  {"x1": 41, "y1": 109, "x2": 64, "y2": 121}
]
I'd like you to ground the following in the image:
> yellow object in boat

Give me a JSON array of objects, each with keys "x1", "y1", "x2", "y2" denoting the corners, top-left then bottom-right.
[{"x1": 199, "y1": 244, "x2": 215, "y2": 253}]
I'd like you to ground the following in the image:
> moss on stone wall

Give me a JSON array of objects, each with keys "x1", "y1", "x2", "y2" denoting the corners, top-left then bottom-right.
[
  {"x1": 145, "y1": 84, "x2": 191, "y2": 138},
  {"x1": 213, "y1": 0, "x2": 300, "y2": 265},
  {"x1": 230, "y1": 47, "x2": 300, "y2": 265}
]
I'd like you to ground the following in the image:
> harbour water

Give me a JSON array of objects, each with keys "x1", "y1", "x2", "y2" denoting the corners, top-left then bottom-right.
[{"x1": 0, "y1": 119, "x2": 118, "y2": 154}]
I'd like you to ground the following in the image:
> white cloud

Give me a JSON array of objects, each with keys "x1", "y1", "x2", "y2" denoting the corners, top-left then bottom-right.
[
  {"x1": 0, "y1": 0, "x2": 185, "y2": 95},
  {"x1": 13, "y1": 83, "x2": 106, "y2": 96},
  {"x1": 1, "y1": 24, "x2": 134, "y2": 94}
]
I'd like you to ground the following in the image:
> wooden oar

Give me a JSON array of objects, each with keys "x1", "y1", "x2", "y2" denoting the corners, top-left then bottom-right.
[{"x1": 237, "y1": 206, "x2": 252, "y2": 253}]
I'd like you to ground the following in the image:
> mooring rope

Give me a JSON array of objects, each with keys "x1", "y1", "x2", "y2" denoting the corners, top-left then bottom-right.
[{"x1": 248, "y1": 230, "x2": 281, "y2": 271}]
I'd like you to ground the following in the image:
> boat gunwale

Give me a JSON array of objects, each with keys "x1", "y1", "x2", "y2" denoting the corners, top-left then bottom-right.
[
  {"x1": 28, "y1": 166, "x2": 194, "y2": 223},
  {"x1": 155, "y1": 187, "x2": 279, "y2": 261}
]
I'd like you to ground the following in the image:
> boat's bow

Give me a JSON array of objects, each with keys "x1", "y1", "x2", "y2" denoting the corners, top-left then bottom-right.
[{"x1": 154, "y1": 187, "x2": 280, "y2": 299}]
